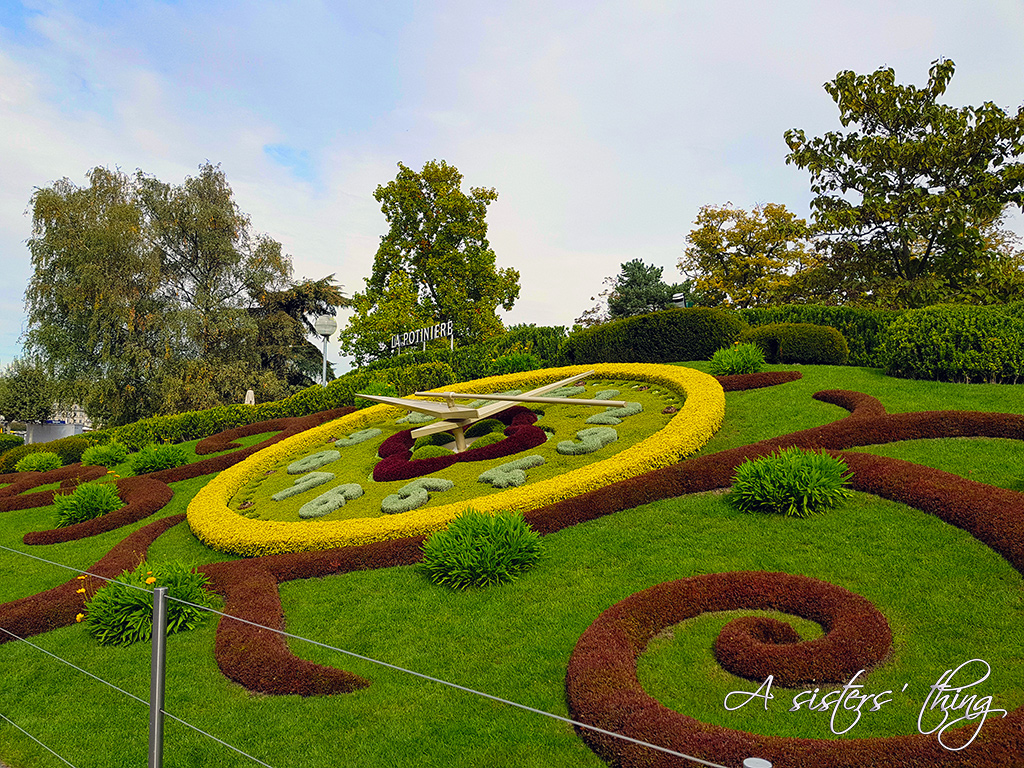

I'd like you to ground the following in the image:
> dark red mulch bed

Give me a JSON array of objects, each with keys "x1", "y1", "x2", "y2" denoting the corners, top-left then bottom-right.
[
  {"x1": 714, "y1": 371, "x2": 803, "y2": 391},
  {"x1": 373, "y1": 406, "x2": 547, "y2": 482},
  {"x1": 4, "y1": 383, "x2": 1024, "y2": 765},
  {"x1": 0, "y1": 465, "x2": 109, "y2": 512},
  {"x1": 0, "y1": 514, "x2": 185, "y2": 644}
]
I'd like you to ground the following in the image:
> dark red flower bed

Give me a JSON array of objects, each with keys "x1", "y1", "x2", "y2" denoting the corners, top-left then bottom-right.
[
  {"x1": 4, "y1": 382, "x2": 1024, "y2": 766},
  {"x1": 0, "y1": 465, "x2": 108, "y2": 512},
  {"x1": 714, "y1": 371, "x2": 803, "y2": 391},
  {"x1": 372, "y1": 406, "x2": 547, "y2": 482}
]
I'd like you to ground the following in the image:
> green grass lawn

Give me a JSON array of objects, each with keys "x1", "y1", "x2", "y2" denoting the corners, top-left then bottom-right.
[{"x1": 1, "y1": 365, "x2": 1022, "y2": 768}]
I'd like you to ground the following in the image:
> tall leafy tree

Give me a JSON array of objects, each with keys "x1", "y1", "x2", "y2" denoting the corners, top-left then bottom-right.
[
  {"x1": 0, "y1": 358, "x2": 55, "y2": 424},
  {"x1": 679, "y1": 203, "x2": 817, "y2": 308},
  {"x1": 342, "y1": 160, "x2": 519, "y2": 363},
  {"x1": 785, "y1": 58, "x2": 1024, "y2": 306},
  {"x1": 25, "y1": 167, "x2": 166, "y2": 425},
  {"x1": 24, "y1": 164, "x2": 343, "y2": 426}
]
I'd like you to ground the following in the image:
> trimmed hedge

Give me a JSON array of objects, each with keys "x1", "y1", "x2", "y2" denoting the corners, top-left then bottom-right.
[
  {"x1": 558, "y1": 308, "x2": 746, "y2": 365},
  {"x1": 0, "y1": 434, "x2": 23, "y2": 453},
  {"x1": 738, "y1": 304, "x2": 901, "y2": 367},
  {"x1": 739, "y1": 322, "x2": 849, "y2": 365},
  {"x1": 0, "y1": 435, "x2": 94, "y2": 473},
  {"x1": 881, "y1": 304, "x2": 1024, "y2": 384}
]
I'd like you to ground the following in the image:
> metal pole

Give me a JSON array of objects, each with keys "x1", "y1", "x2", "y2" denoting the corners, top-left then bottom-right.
[
  {"x1": 149, "y1": 586, "x2": 168, "y2": 768},
  {"x1": 322, "y1": 335, "x2": 329, "y2": 386}
]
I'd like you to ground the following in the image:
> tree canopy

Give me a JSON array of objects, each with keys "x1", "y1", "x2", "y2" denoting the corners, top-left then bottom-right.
[
  {"x1": 24, "y1": 163, "x2": 344, "y2": 426},
  {"x1": 679, "y1": 203, "x2": 817, "y2": 308},
  {"x1": 340, "y1": 160, "x2": 520, "y2": 365},
  {"x1": 784, "y1": 58, "x2": 1024, "y2": 306},
  {"x1": 0, "y1": 358, "x2": 54, "y2": 424}
]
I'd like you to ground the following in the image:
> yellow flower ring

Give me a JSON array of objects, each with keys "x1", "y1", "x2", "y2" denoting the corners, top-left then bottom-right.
[{"x1": 187, "y1": 364, "x2": 724, "y2": 556}]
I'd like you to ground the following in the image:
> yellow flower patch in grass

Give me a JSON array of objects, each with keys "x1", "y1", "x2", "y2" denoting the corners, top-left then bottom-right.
[{"x1": 186, "y1": 364, "x2": 724, "y2": 556}]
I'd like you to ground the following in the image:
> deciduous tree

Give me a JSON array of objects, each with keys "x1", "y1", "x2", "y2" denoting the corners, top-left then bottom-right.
[
  {"x1": 784, "y1": 58, "x2": 1024, "y2": 306},
  {"x1": 342, "y1": 160, "x2": 519, "y2": 363},
  {"x1": 679, "y1": 203, "x2": 817, "y2": 308}
]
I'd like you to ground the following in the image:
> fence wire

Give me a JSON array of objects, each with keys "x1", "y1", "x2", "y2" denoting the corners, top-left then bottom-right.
[{"x1": 0, "y1": 541, "x2": 752, "y2": 768}]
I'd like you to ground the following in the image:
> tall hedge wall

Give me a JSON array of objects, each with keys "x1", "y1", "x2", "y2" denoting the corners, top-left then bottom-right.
[
  {"x1": 738, "y1": 304, "x2": 901, "y2": 367},
  {"x1": 557, "y1": 309, "x2": 746, "y2": 365}
]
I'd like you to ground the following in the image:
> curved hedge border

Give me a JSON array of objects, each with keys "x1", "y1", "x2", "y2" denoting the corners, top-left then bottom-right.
[
  {"x1": 0, "y1": 465, "x2": 108, "y2": 512},
  {"x1": 186, "y1": 364, "x2": 726, "y2": 556},
  {"x1": 13, "y1": 409, "x2": 354, "y2": 546}
]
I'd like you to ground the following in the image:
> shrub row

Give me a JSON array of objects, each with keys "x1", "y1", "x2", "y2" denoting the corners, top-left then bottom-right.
[
  {"x1": 0, "y1": 436, "x2": 94, "y2": 473},
  {"x1": 557, "y1": 308, "x2": 746, "y2": 365},
  {"x1": 739, "y1": 322, "x2": 850, "y2": 365}
]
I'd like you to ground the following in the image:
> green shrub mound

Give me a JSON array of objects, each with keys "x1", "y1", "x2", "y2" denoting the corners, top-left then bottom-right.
[
  {"x1": 355, "y1": 381, "x2": 398, "y2": 410},
  {"x1": 271, "y1": 472, "x2": 336, "y2": 502},
  {"x1": 410, "y1": 444, "x2": 455, "y2": 461},
  {"x1": 412, "y1": 432, "x2": 454, "y2": 450},
  {"x1": 0, "y1": 434, "x2": 24, "y2": 454},
  {"x1": 335, "y1": 428, "x2": 382, "y2": 448},
  {"x1": 1, "y1": 436, "x2": 94, "y2": 473},
  {"x1": 15, "y1": 451, "x2": 62, "y2": 473},
  {"x1": 84, "y1": 560, "x2": 215, "y2": 646},
  {"x1": 381, "y1": 477, "x2": 455, "y2": 515},
  {"x1": 465, "y1": 419, "x2": 506, "y2": 438},
  {"x1": 468, "y1": 432, "x2": 505, "y2": 450},
  {"x1": 881, "y1": 305, "x2": 1024, "y2": 384},
  {"x1": 298, "y1": 483, "x2": 364, "y2": 519},
  {"x1": 739, "y1": 322, "x2": 849, "y2": 365},
  {"x1": 80, "y1": 441, "x2": 129, "y2": 467},
  {"x1": 709, "y1": 343, "x2": 765, "y2": 375},
  {"x1": 557, "y1": 427, "x2": 618, "y2": 455},
  {"x1": 286, "y1": 450, "x2": 341, "y2": 475},
  {"x1": 477, "y1": 455, "x2": 546, "y2": 488},
  {"x1": 488, "y1": 352, "x2": 543, "y2": 376},
  {"x1": 54, "y1": 481, "x2": 125, "y2": 527},
  {"x1": 420, "y1": 509, "x2": 544, "y2": 590},
  {"x1": 557, "y1": 308, "x2": 746, "y2": 365},
  {"x1": 729, "y1": 447, "x2": 853, "y2": 518},
  {"x1": 739, "y1": 304, "x2": 900, "y2": 367},
  {"x1": 128, "y1": 443, "x2": 190, "y2": 475}
]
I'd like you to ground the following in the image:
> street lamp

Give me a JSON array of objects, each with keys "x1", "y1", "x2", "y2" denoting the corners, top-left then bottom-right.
[{"x1": 313, "y1": 315, "x2": 337, "y2": 386}]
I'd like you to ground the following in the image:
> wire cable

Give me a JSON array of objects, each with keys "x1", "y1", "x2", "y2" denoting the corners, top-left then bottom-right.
[
  {"x1": 0, "y1": 543, "x2": 736, "y2": 768},
  {"x1": 0, "y1": 711, "x2": 78, "y2": 768}
]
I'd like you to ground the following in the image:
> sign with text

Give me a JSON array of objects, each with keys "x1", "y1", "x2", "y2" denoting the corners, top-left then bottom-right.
[{"x1": 391, "y1": 320, "x2": 454, "y2": 352}]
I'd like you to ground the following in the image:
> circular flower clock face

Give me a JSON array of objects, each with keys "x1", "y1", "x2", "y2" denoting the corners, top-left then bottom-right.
[{"x1": 186, "y1": 364, "x2": 725, "y2": 556}]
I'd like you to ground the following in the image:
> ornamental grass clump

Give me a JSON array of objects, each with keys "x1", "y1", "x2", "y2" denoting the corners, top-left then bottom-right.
[
  {"x1": 54, "y1": 480, "x2": 125, "y2": 527},
  {"x1": 128, "y1": 442, "x2": 189, "y2": 474},
  {"x1": 83, "y1": 559, "x2": 216, "y2": 646},
  {"x1": 709, "y1": 342, "x2": 765, "y2": 375},
  {"x1": 15, "y1": 451, "x2": 62, "y2": 472},
  {"x1": 80, "y1": 441, "x2": 129, "y2": 467},
  {"x1": 729, "y1": 447, "x2": 853, "y2": 518},
  {"x1": 420, "y1": 509, "x2": 543, "y2": 589}
]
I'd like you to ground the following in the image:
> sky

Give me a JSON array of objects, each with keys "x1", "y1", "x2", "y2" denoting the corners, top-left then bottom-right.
[{"x1": 1, "y1": 0, "x2": 1023, "y2": 374}]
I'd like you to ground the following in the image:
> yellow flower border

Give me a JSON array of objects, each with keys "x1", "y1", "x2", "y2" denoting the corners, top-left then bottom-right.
[{"x1": 186, "y1": 364, "x2": 724, "y2": 556}]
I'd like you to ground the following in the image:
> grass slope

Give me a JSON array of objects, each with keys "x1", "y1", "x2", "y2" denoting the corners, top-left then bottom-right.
[{"x1": 1, "y1": 367, "x2": 1022, "y2": 768}]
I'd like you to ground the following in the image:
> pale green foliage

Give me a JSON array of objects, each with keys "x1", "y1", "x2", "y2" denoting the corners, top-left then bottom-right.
[
  {"x1": 128, "y1": 443, "x2": 189, "y2": 474},
  {"x1": 80, "y1": 441, "x2": 129, "y2": 467},
  {"x1": 84, "y1": 559, "x2": 215, "y2": 646},
  {"x1": 15, "y1": 451, "x2": 62, "y2": 472},
  {"x1": 680, "y1": 203, "x2": 817, "y2": 308},
  {"x1": 54, "y1": 481, "x2": 124, "y2": 527}
]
